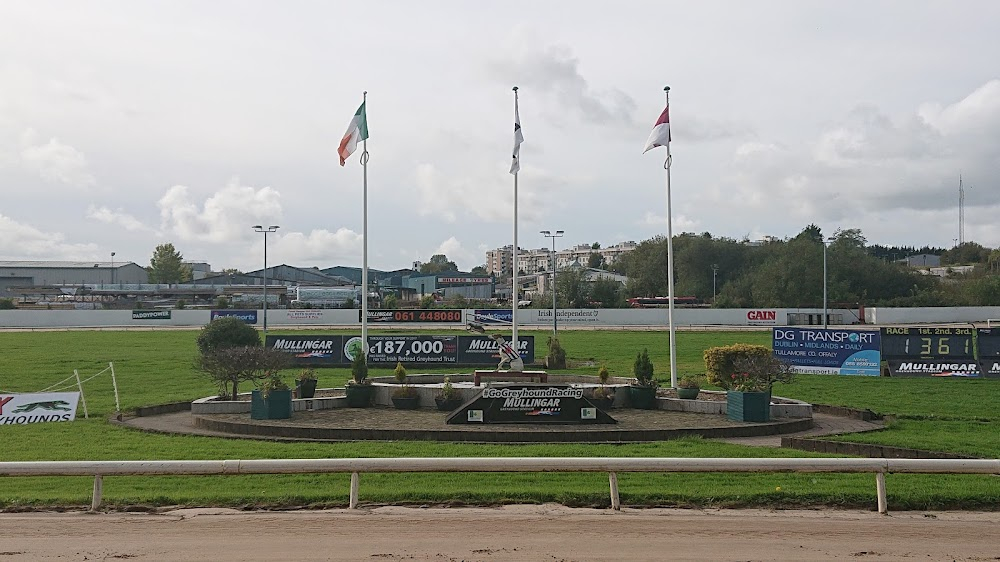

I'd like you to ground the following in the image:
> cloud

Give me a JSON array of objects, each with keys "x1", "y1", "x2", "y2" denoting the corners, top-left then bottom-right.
[
  {"x1": 431, "y1": 236, "x2": 477, "y2": 271},
  {"x1": 18, "y1": 129, "x2": 96, "y2": 188},
  {"x1": 489, "y1": 38, "x2": 638, "y2": 128},
  {"x1": 86, "y1": 204, "x2": 157, "y2": 233},
  {"x1": 157, "y1": 179, "x2": 283, "y2": 243},
  {"x1": 270, "y1": 228, "x2": 363, "y2": 267},
  {"x1": 708, "y1": 79, "x2": 1000, "y2": 233},
  {"x1": 0, "y1": 212, "x2": 99, "y2": 260},
  {"x1": 412, "y1": 162, "x2": 546, "y2": 224}
]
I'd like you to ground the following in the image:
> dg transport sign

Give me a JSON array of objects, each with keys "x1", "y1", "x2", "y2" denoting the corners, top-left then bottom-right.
[{"x1": 772, "y1": 327, "x2": 881, "y2": 375}]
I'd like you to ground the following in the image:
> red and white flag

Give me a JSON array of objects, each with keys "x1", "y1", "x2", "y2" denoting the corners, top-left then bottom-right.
[{"x1": 642, "y1": 104, "x2": 670, "y2": 153}]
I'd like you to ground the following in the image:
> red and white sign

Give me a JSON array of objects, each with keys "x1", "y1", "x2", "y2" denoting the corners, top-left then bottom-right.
[
  {"x1": 0, "y1": 392, "x2": 80, "y2": 425},
  {"x1": 438, "y1": 277, "x2": 491, "y2": 284},
  {"x1": 746, "y1": 310, "x2": 778, "y2": 325}
]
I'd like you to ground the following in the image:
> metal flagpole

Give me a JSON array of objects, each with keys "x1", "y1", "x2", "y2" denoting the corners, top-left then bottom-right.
[
  {"x1": 361, "y1": 91, "x2": 369, "y2": 364},
  {"x1": 663, "y1": 86, "x2": 678, "y2": 389},
  {"x1": 511, "y1": 86, "x2": 520, "y2": 357}
]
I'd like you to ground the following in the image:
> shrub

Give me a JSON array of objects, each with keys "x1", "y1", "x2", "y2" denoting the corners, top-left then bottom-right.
[
  {"x1": 175, "y1": 299, "x2": 187, "y2": 309},
  {"x1": 393, "y1": 362, "x2": 407, "y2": 384},
  {"x1": 546, "y1": 337, "x2": 567, "y2": 369},
  {"x1": 196, "y1": 317, "x2": 261, "y2": 355},
  {"x1": 0, "y1": 298, "x2": 15, "y2": 310},
  {"x1": 198, "y1": 346, "x2": 289, "y2": 399},
  {"x1": 677, "y1": 375, "x2": 702, "y2": 389},
  {"x1": 260, "y1": 371, "x2": 289, "y2": 399},
  {"x1": 296, "y1": 367, "x2": 317, "y2": 382},
  {"x1": 439, "y1": 376, "x2": 458, "y2": 400},
  {"x1": 349, "y1": 350, "x2": 369, "y2": 385},
  {"x1": 597, "y1": 365, "x2": 610, "y2": 385},
  {"x1": 215, "y1": 296, "x2": 230, "y2": 309},
  {"x1": 632, "y1": 348, "x2": 656, "y2": 387},
  {"x1": 704, "y1": 344, "x2": 789, "y2": 391}
]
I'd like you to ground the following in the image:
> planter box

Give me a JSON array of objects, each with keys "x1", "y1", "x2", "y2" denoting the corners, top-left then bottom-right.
[
  {"x1": 676, "y1": 387, "x2": 700, "y2": 400},
  {"x1": 628, "y1": 386, "x2": 658, "y2": 410},
  {"x1": 344, "y1": 385, "x2": 375, "y2": 408},
  {"x1": 295, "y1": 379, "x2": 318, "y2": 399},
  {"x1": 435, "y1": 397, "x2": 463, "y2": 411},
  {"x1": 727, "y1": 390, "x2": 770, "y2": 422},
  {"x1": 391, "y1": 395, "x2": 420, "y2": 410},
  {"x1": 250, "y1": 389, "x2": 292, "y2": 420},
  {"x1": 591, "y1": 396, "x2": 614, "y2": 411}
]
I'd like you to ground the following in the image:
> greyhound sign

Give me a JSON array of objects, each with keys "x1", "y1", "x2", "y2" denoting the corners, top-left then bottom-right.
[{"x1": 0, "y1": 392, "x2": 80, "y2": 425}]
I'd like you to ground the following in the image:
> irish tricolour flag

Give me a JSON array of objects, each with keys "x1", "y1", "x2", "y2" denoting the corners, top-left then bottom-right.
[
  {"x1": 642, "y1": 103, "x2": 670, "y2": 153},
  {"x1": 339, "y1": 102, "x2": 369, "y2": 166}
]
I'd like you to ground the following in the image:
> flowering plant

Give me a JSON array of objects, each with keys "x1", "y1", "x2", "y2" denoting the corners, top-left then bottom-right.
[{"x1": 728, "y1": 355, "x2": 794, "y2": 393}]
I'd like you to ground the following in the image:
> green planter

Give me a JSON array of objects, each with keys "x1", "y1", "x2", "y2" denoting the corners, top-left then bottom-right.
[
  {"x1": 391, "y1": 395, "x2": 420, "y2": 410},
  {"x1": 250, "y1": 389, "x2": 292, "y2": 420},
  {"x1": 295, "y1": 379, "x2": 317, "y2": 399},
  {"x1": 727, "y1": 390, "x2": 770, "y2": 422},
  {"x1": 591, "y1": 396, "x2": 614, "y2": 411},
  {"x1": 628, "y1": 386, "x2": 658, "y2": 410},
  {"x1": 676, "y1": 387, "x2": 700, "y2": 400},
  {"x1": 344, "y1": 384, "x2": 374, "y2": 408}
]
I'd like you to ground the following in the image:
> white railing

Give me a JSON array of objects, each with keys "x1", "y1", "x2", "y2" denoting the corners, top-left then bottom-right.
[{"x1": 2, "y1": 457, "x2": 997, "y2": 514}]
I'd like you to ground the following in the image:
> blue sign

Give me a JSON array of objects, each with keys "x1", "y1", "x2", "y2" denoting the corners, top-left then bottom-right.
[
  {"x1": 210, "y1": 310, "x2": 258, "y2": 324},
  {"x1": 472, "y1": 309, "x2": 512, "y2": 324},
  {"x1": 772, "y1": 327, "x2": 881, "y2": 376}
]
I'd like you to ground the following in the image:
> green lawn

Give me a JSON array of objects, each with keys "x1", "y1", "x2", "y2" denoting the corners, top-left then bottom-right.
[{"x1": 1, "y1": 328, "x2": 997, "y2": 510}]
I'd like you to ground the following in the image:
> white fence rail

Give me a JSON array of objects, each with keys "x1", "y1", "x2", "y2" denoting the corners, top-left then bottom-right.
[{"x1": 2, "y1": 457, "x2": 998, "y2": 514}]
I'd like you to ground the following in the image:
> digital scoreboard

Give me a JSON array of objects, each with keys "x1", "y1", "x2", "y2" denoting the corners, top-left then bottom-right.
[
  {"x1": 880, "y1": 327, "x2": 979, "y2": 377},
  {"x1": 879, "y1": 327, "x2": 975, "y2": 359}
]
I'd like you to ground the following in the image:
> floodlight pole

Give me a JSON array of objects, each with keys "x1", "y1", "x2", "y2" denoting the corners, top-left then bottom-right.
[
  {"x1": 711, "y1": 264, "x2": 718, "y2": 302},
  {"x1": 540, "y1": 230, "x2": 564, "y2": 339},
  {"x1": 253, "y1": 225, "x2": 280, "y2": 336}
]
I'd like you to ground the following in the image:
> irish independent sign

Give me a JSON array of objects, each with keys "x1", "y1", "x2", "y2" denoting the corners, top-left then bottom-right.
[{"x1": 446, "y1": 384, "x2": 616, "y2": 425}]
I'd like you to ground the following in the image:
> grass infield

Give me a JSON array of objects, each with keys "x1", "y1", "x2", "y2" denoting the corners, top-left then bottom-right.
[{"x1": 1, "y1": 328, "x2": 998, "y2": 510}]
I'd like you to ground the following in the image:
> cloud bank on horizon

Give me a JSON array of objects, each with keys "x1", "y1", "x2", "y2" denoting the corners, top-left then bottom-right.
[{"x1": 0, "y1": 1, "x2": 997, "y2": 273}]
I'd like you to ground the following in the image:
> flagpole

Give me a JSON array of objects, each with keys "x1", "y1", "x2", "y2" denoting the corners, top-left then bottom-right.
[
  {"x1": 511, "y1": 86, "x2": 519, "y2": 358},
  {"x1": 663, "y1": 85, "x2": 678, "y2": 389},
  {"x1": 361, "y1": 90, "x2": 369, "y2": 364}
]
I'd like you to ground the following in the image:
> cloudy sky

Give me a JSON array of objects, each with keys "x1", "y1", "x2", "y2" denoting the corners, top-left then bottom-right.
[{"x1": 1, "y1": 1, "x2": 998, "y2": 273}]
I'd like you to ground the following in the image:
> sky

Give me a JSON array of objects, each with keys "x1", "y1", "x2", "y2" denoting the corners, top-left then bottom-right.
[{"x1": 1, "y1": 1, "x2": 999, "y2": 274}]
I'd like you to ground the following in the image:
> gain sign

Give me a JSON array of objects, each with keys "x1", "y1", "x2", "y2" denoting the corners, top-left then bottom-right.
[{"x1": 365, "y1": 335, "x2": 458, "y2": 364}]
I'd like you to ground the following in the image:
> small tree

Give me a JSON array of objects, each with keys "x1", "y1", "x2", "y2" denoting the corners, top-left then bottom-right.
[
  {"x1": 197, "y1": 317, "x2": 261, "y2": 355},
  {"x1": 147, "y1": 242, "x2": 193, "y2": 283},
  {"x1": 198, "y1": 346, "x2": 289, "y2": 399},
  {"x1": 349, "y1": 350, "x2": 369, "y2": 386},
  {"x1": 632, "y1": 348, "x2": 656, "y2": 387}
]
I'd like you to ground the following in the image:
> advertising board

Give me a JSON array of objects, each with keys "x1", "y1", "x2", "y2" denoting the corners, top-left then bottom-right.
[
  {"x1": 772, "y1": 327, "x2": 881, "y2": 375},
  {"x1": 132, "y1": 310, "x2": 171, "y2": 320},
  {"x1": 265, "y1": 334, "x2": 534, "y2": 366},
  {"x1": 0, "y1": 392, "x2": 80, "y2": 424},
  {"x1": 210, "y1": 310, "x2": 258, "y2": 323}
]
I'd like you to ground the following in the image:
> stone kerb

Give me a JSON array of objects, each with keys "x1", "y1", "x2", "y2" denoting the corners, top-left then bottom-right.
[{"x1": 655, "y1": 391, "x2": 812, "y2": 419}]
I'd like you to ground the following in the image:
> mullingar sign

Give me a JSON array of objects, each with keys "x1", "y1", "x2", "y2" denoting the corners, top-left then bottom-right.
[{"x1": 446, "y1": 385, "x2": 616, "y2": 425}]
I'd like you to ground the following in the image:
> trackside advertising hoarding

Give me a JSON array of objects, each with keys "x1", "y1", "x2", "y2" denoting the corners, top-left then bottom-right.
[
  {"x1": 266, "y1": 335, "x2": 534, "y2": 366},
  {"x1": 210, "y1": 310, "x2": 258, "y2": 323},
  {"x1": 0, "y1": 392, "x2": 80, "y2": 424},
  {"x1": 772, "y1": 327, "x2": 881, "y2": 375}
]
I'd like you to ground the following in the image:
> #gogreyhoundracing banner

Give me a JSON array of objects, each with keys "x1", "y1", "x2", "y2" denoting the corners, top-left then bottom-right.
[
  {"x1": 0, "y1": 392, "x2": 80, "y2": 424},
  {"x1": 772, "y1": 327, "x2": 881, "y2": 375},
  {"x1": 266, "y1": 334, "x2": 534, "y2": 366}
]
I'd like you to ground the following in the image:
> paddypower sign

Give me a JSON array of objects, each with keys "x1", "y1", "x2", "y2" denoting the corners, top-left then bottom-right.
[
  {"x1": 772, "y1": 327, "x2": 881, "y2": 376},
  {"x1": 0, "y1": 392, "x2": 80, "y2": 425}
]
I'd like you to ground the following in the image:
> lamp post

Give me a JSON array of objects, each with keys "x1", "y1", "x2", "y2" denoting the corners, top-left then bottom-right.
[
  {"x1": 711, "y1": 264, "x2": 719, "y2": 302},
  {"x1": 822, "y1": 237, "x2": 834, "y2": 328},
  {"x1": 110, "y1": 252, "x2": 116, "y2": 285},
  {"x1": 540, "y1": 229, "x2": 564, "y2": 339},
  {"x1": 252, "y1": 225, "x2": 280, "y2": 336}
]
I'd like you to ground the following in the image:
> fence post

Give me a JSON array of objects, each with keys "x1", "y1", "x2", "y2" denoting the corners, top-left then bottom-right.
[
  {"x1": 349, "y1": 472, "x2": 360, "y2": 509},
  {"x1": 876, "y1": 472, "x2": 887, "y2": 514},
  {"x1": 608, "y1": 472, "x2": 620, "y2": 511},
  {"x1": 90, "y1": 475, "x2": 103, "y2": 512},
  {"x1": 75, "y1": 370, "x2": 89, "y2": 419}
]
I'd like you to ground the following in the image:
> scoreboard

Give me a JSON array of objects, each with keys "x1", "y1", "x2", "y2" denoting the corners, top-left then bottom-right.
[{"x1": 879, "y1": 327, "x2": 975, "y2": 359}]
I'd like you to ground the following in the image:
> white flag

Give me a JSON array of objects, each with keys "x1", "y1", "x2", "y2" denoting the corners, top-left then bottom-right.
[
  {"x1": 510, "y1": 99, "x2": 523, "y2": 174},
  {"x1": 642, "y1": 103, "x2": 671, "y2": 153}
]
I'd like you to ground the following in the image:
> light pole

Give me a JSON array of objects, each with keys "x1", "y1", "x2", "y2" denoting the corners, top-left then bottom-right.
[
  {"x1": 253, "y1": 225, "x2": 280, "y2": 336},
  {"x1": 711, "y1": 264, "x2": 719, "y2": 302},
  {"x1": 110, "y1": 252, "x2": 116, "y2": 285},
  {"x1": 540, "y1": 229, "x2": 564, "y2": 339},
  {"x1": 822, "y1": 237, "x2": 834, "y2": 328}
]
